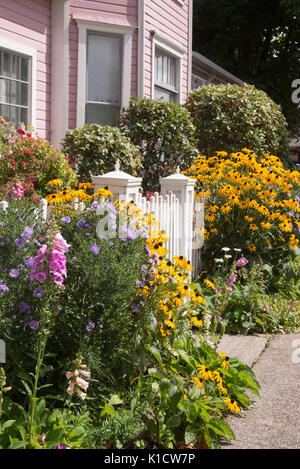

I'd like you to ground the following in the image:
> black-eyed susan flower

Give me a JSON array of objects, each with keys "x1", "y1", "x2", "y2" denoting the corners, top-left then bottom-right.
[
  {"x1": 190, "y1": 317, "x2": 203, "y2": 328},
  {"x1": 203, "y1": 279, "x2": 215, "y2": 290},
  {"x1": 224, "y1": 397, "x2": 240, "y2": 413},
  {"x1": 197, "y1": 365, "x2": 213, "y2": 381},
  {"x1": 192, "y1": 376, "x2": 204, "y2": 390}
]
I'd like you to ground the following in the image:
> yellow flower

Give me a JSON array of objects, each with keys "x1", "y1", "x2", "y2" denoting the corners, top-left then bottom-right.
[
  {"x1": 289, "y1": 235, "x2": 299, "y2": 249},
  {"x1": 224, "y1": 397, "x2": 240, "y2": 413},
  {"x1": 247, "y1": 243, "x2": 256, "y2": 252},
  {"x1": 47, "y1": 178, "x2": 63, "y2": 187},
  {"x1": 192, "y1": 376, "x2": 204, "y2": 389},
  {"x1": 203, "y1": 279, "x2": 215, "y2": 290},
  {"x1": 197, "y1": 365, "x2": 213, "y2": 381},
  {"x1": 220, "y1": 204, "x2": 232, "y2": 214},
  {"x1": 190, "y1": 317, "x2": 203, "y2": 328},
  {"x1": 261, "y1": 221, "x2": 271, "y2": 229}
]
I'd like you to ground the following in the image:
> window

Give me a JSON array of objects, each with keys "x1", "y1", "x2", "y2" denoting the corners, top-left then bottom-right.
[
  {"x1": 152, "y1": 33, "x2": 184, "y2": 104},
  {"x1": 76, "y1": 20, "x2": 134, "y2": 128},
  {"x1": 154, "y1": 49, "x2": 177, "y2": 103},
  {"x1": 85, "y1": 32, "x2": 122, "y2": 126},
  {"x1": 0, "y1": 48, "x2": 30, "y2": 126}
]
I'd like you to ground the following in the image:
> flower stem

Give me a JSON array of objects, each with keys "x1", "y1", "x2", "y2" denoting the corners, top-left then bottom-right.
[{"x1": 28, "y1": 336, "x2": 47, "y2": 448}]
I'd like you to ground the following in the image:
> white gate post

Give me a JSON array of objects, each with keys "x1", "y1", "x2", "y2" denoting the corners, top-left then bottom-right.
[
  {"x1": 91, "y1": 160, "x2": 142, "y2": 204},
  {"x1": 160, "y1": 167, "x2": 196, "y2": 263}
]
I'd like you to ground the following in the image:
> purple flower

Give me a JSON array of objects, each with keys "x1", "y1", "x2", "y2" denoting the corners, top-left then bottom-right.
[
  {"x1": 151, "y1": 317, "x2": 157, "y2": 325},
  {"x1": 19, "y1": 302, "x2": 30, "y2": 312},
  {"x1": 57, "y1": 444, "x2": 68, "y2": 449},
  {"x1": 38, "y1": 433, "x2": 45, "y2": 446},
  {"x1": 90, "y1": 243, "x2": 99, "y2": 255},
  {"x1": 61, "y1": 216, "x2": 71, "y2": 224},
  {"x1": 33, "y1": 287, "x2": 44, "y2": 297},
  {"x1": 77, "y1": 219, "x2": 86, "y2": 228},
  {"x1": 99, "y1": 323, "x2": 103, "y2": 329},
  {"x1": 29, "y1": 320, "x2": 39, "y2": 330},
  {"x1": 21, "y1": 226, "x2": 33, "y2": 241},
  {"x1": 15, "y1": 237, "x2": 25, "y2": 248},
  {"x1": 91, "y1": 201, "x2": 99, "y2": 210},
  {"x1": 9, "y1": 269, "x2": 19, "y2": 278},
  {"x1": 86, "y1": 321, "x2": 95, "y2": 332},
  {"x1": 24, "y1": 258, "x2": 34, "y2": 267},
  {"x1": 136, "y1": 280, "x2": 145, "y2": 288},
  {"x1": 131, "y1": 304, "x2": 140, "y2": 312}
]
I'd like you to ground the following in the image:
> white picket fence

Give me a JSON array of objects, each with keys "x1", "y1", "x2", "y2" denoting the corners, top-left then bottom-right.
[{"x1": 0, "y1": 164, "x2": 205, "y2": 274}]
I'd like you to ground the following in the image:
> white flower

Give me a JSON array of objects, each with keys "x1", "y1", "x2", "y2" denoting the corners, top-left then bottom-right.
[
  {"x1": 224, "y1": 254, "x2": 232, "y2": 259},
  {"x1": 221, "y1": 247, "x2": 231, "y2": 252},
  {"x1": 214, "y1": 258, "x2": 224, "y2": 263},
  {"x1": 233, "y1": 248, "x2": 242, "y2": 252}
]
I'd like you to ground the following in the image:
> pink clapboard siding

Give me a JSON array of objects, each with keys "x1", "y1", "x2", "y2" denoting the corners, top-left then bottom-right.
[
  {"x1": 0, "y1": 0, "x2": 51, "y2": 139},
  {"x1": 144, "y1": 0, "x2": 191, "y2": 102},
  {"x1": 68, "y1": 0, "x2": 139, "y2": 129}
]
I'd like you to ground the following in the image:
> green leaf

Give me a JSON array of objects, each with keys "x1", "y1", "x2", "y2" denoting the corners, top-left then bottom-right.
[
  {"x1": 184, "y1": 426, "x2": 198, "y2": 445},
  {"x1": 101, "y1": 403, "x2": 115, "y2": 417},
  {"x1": 206, "y1": 418, "x2": 235, "y2": 440},
  {"x1": 21, "y1": 380, "x2": 32, "y2": 396},
  {"x1": 166, "y1": 413, "x2": 181, "y2": 429},
  {"x1": 1, "y1": 420, "x2": 16, "y2": 430},
  {"x1": 9, "y1": 440, "x2": 28, "y2": 449},
  {"x1": 108, "y1": 394, "x2": 123, "y2": 406},
  {"x1": 145, "y1": 345, "x2": 163, "y2": 365}
]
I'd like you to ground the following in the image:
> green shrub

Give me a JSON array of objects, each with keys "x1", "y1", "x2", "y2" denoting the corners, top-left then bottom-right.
[
  {"x1": 61, "y1": 124, "x2": 142, "y2": 182},
  {"x1": 185, "y1": 83, "x2": 290, "y2": 162},
  {"x1": 119, "y1": 97, "x2": 199, "y2": 192}
]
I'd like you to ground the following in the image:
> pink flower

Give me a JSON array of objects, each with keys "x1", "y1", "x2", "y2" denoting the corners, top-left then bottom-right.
[
  {"x1": 53, "y1": 233, "x2": 70, "y2": 253},
  {"x1": 79, "y1": 369, "x2": 91, "y2": 378},
  {"x1": 37, "y1": 245, "x2": 48, "y2": 256},
  {"x1": 226, "y1": 286, "x2": 232, "y2": 295},
  {"x1": 66, "y1": 381, "x2": 74, "y2": 395},
  {"x1": 66, "y1": 371, "x2": 73, "y2": 380},
  {"x1": 236, "y1": 257, "x2": 248, "y2": 267},
  {"x1": 76, "y1": 388, "x2": 87, "y2": 400},
  {"x1": 75, "y1": 376, "x2": 89, "y2": 391}
]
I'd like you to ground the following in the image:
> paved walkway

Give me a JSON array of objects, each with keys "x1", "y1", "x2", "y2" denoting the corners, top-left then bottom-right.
[{"x1": 218, "y1": 333, "x2": 300, "y2": 449}]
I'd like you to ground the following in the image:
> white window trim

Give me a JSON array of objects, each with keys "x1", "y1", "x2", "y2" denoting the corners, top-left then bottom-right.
[
  {"x1": 0, "y1": 36, "x2": 36, "y2": 128},
  {"x1": 75, "y1": 19, "x2": 134, "y2": 128},
  {"x1": 152, "y1": 32, "x2": 184, "y2": 104}
]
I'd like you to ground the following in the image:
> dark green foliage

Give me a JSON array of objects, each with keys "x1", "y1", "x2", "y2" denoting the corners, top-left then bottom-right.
[
  {"x1": 192, "y1": 0, "x2": 300, "y2": 133},
  {"x1": 61, "y1": 124, "x2": 142, "y2": 182},
  {"x1": 186, "y1": 83, "x2": 290, "y2": 161},
  {"x1": 119, "y1": 97, "x2": 199, "y2": 192}
]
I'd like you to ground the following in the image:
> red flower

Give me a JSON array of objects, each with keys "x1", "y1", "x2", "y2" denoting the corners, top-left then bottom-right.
[{"x1": 16, "y1": 128, "x2": 25, "y2": 135}]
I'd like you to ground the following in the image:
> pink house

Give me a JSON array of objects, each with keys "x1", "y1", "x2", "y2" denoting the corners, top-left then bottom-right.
[{"x1": 0, "y1": 0, "x2": 192, "y2": 148}]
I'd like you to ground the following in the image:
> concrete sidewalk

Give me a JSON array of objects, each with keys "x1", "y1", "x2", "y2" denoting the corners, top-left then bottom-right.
[{"x1": 219, "y1": 333, "x2": 300, "y2": 449}]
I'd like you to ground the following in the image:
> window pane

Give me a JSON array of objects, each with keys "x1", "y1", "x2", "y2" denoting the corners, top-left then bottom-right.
[
  {"x1": 10, "y1": 81, "x2": 20, "y2": 105},
  {"x1": 21, "y1": 57, "x2": 29, "y2": 82},
  {"x1": 87, "y1": 33, "x2": 121, "y2": 105},
  {"x1": 20, "y1": 107, "x2": 28, "y2": 126},
  {"x1": 2, "y1": 52, "x2": 10, "y2": 77},
  {"x1": 155, "y1": 49, "x2": 176, "y2": 88},
  {"x1": 11, "y1": 55, "x2": 20, "y2": 80},
  {"x1": 85, "y1": 103, "x2": 118, "y2": 126},
  {"x1": 21, "y1": 83, "x2": 28, "y2": 106},
  {"x1": 0, "y1": 78, "x2": 10, "y2": 103},
  {"x1": 154, "y1": 86, "x2": 176, "y2": 103},
  {"x1": 9, "y1": 105, "x2": 19, "y2": 124},
  {"x1": 0, "y1": 104, "x2": 10, "y2": 122}
]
